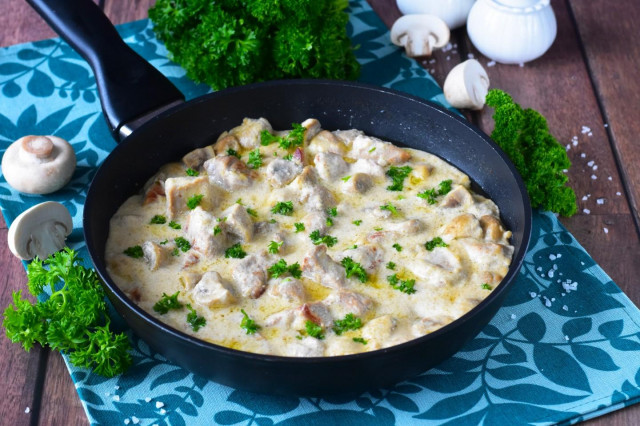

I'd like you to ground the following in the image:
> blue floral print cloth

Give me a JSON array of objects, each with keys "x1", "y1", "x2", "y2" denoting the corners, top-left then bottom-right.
[{"x1": 1, "y1": 1, "x2": 639, "y2": 425}]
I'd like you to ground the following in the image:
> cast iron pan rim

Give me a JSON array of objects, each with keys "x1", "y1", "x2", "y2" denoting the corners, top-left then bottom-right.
[{"x1": 85, "y1": 78, "x2": 532, "y2": 365}]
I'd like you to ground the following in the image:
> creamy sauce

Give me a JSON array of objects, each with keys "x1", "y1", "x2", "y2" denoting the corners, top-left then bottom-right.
[{"x1": 105, "y1": 118, "x2": 513, "y2": 357}]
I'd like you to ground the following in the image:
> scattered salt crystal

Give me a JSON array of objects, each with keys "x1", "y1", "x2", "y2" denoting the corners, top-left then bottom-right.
[
  {"x1": 562, "y1": 281, "x2": 578, "y2": 292},
  {"x1": 572, "y1": 140, "x2": 578, "y2": 147},
  {"x1": 446, "y1": 56, "x2": 450, "y2": 61},
  {"x1": 562, "y1": 293, "x2": 566, "y2": 296},
  {"x1": 160, "y1": 409, "x2": 167, "y2": 415},
  {"x1": 114, "y1": 385, "x2": 120, "y2": 390},
  {"x1": 566, "y1": 144, "x2": 571, "y2": 151},
  {"x1": 25, "y1": 407, "x2": 30, "y2": 414},
  {"x1": 132, "y1": 417, "x2": 140, "y2": 425},
  {"x1": 519, "y1": 62, "x2": 524, "y2": 67},
  {"x1": 608, "y1": 176, "x2": 612, "y2": 181},
  {"x1": 467, "y1": 53, "x2": 475, "y2": 59},
  {"x1": 537, "y1": 266, "x2": 542, "y2": 272},
  {"x1": 587, "y1": 160, "x2": 595, "y2": 167},
  {"x1": 113, "y1": 395, "x2": 120, "y2": 402},
  {"x1": 487, "y1": 60, "x2": 496, "y2": 67},
  {"x1": 581, "y1": 261, "x2": 585, "y2": 265},
  {"x1": 604, "y1": 227, "x2": 609, "y2": 234},
  {"x1": 105, "y1": 392, "x2": 110, "y2": 396},
  {"x1": 429, "y1": 59, "x2": 436, "y2": 64},
  {"x1": 563, "y1": 169, "x2": 568, "y2": 173},
  {"x1": 581, "y1": 126, "x2": 591, "y2": 134},
  {"x1": 145, "y1": 397, "x2": 152, "y2": 403},
  {"x1": 549, "y1": 254, "x2": 557, "y2": 260},
  {"x1": 562, "y1": 305, "x2": 569, "y2": 311},
  {"x1": 565, "y1": 335, "x2": 570, "y2": 340},
  {"x1": 583, "y1": 209, "x2": 591, "y2": 214},
  {"x1": 616, "y1": 191, "x2": 621, "y2": 196},
  {"x1": 124, "y1": 420, "x2": 130, "y2": 425},
  {"x1": 588, "y1": 132, "x2": 593, "y2": 136},
  {"x1": 548, "y1": 270, "x2": 555, "y2": 278},
  {"x1": 581, "y1": 195, "x2": 588, "y2": 201},
  {"x1": 593, "y1": 165, "x2": 598, "y2": 171},
  {"x1": 553, "y1": 264, "x2": 558, "y2": 270},
  {"x1": 597, "y1": 198, "x2": 604, "y2": 204},
  {"x1": 530, "y1": 292, "x2": 537, "y2": 298},
  {"x1": 156, "y1": 401, "x2": 165, "y2": 409},
  {"x1": 604, "y1": 123, "x2": 609, "y2": 127},
  {"x1": 557, "y1": 254, "x2": 562, "y2": 258},
  {"x1": 552, "y1": 297, "x2": 556, "y2": 302},
  {"x1": 591, "y1": 175, "x2": 597, "y2": 180},
  {"x1": 429, "y1": 69, "x2": 435, "y2": 74},
  {"x1": 580, "y1": 153, "x2": 586, "y2": 158},
  {"x1": 510, "y1": 314, "x2": 517, "y2": 319},
  {"x1": 544, "y1": 298, "x2": 552, "y2": 307}
]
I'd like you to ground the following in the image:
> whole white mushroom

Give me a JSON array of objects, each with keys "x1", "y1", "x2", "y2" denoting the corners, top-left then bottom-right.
[
  {"x1": 390, "y1": 14, "x2": 450, "y2": 58},
  {"x1": 7, "y1": 201, "x2": 73, "y2": 260},
  {"x1": 1, "y1": 135, "x2": 76, "y2": 194},
  {"x1": 443, "y1": 59, "x2": 490, "y2": 110}
]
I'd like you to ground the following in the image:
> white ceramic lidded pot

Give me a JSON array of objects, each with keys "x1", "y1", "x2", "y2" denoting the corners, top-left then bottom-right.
[
  {"x1": 396, "y1": 0, "x2": 477, "y2": 29},
  {"x1": 466, "y1": 0, "x2": 557, "y2": 64}
]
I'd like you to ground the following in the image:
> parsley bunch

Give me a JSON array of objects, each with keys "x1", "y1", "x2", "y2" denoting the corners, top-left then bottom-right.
[
  {"x1": 486, "y1": 89, "x2": 577, "y2": 217},
  {"x1": 3, "y1": 248, "x2": 132, "y2": 377},
  {"x1": 149, "y1": 0, "x2": 360, "y2": 90}
]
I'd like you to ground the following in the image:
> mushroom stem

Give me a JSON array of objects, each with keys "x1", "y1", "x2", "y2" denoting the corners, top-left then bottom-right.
[
  {"x1": 390, "y1": 14, "x2": 450, "y2": 58},
  {"x1": 443, "y1": 59, "x2": 490, "y2": 110},
  {"x1": 21, "y1": 135, "x2": 54, "y2": 160}
]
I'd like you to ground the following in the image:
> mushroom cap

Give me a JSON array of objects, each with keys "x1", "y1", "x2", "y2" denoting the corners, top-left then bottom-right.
[
  {"x1": 390, "y1": 14, "x2": 451, "y2": 56},
  {"x1": 443, "y1": 59, "x2": 490, "y2": 110},
  {"x1": 1, "y1": 135, "x2": 76, "y2": 194},
  {"x1": 7, "y1": 201, "x2": 73, "y2": 260}
]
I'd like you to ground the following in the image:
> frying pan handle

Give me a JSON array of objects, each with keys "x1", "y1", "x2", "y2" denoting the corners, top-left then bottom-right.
[{"x1": 27, "y1": 0, "x2": 185, "y2": 142}]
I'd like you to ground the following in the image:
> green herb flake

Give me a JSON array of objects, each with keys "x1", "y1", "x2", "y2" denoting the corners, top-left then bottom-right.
[
  {"x1": 123, "y1": 245, "x2": 143, "y2": 258},
  {"x1": 305, "y1": 320, "x2": 325, "y2": 340},
  {"x1": 386, "y1": 261, "x2": 396, "y2": 270},
  {"x1": 149, "y1": 215, "x2": 166, "y2": 225},
  {"x1": 341, "y1": 257, "x2": 367, "y2": 283},
  {"x1": 187, "y1": 194, "x2": 204, "y2": 210},
  {"x1": 387, "y1": 274, "x2": 417, "y2": 295},
  {"x1": 373, "y1": 227, "x2": 383, "y2": 231},
  {"x1": 171, "y1": 248, "x2": 180, "y2": 256},
  {"x1": 168, "y1": 221, "x2": 181, "y2": 230},
  {"x1": 226, "y1": 148, "x2": 240, "y2": 158},
  {"x1": 380, "y1": 202, "x2": 399, "y2": 217},
  {"x1": 418, "y1": 180, "x2": 453, "y2": 204},
  {"x1": 225, "y1": 243, "x2": 247, "y2": 259},
  {"x1": 294, "y1": 222, "x2": 305, "y2": 233},
  {"x1": 153, "y1": 291, "x2": 183, "y2": 314},
  {"x1": 368, "y1": 146, "x2": 377, "y2": 153},
  {"x1": 309, "y1": 230, "x2": 338, "y2": 247},
  {"x1": 327, "y1": 207, "x2": 338, "y2": 217},
  {"x1": 425, "y1": 237, "x2": 448, "y2": 251},
  {"x1": 438, "y1": 179, "x2": 453, "y2": 195},
  {"x1": 268, "y1": 259, "x2": 301, "y2": 279},
  {"x1": 386, "y1": 166, "x2": 412, "y2": 191},
  {"x1": 332, "y1": 313, "x2": 362, "y2": 335},
  {"x1": 246, "y1": 207, "x2": 258, "y2": 218},
  {"x1": 392, "y1": 243, "x2": 402, "y2": 252},
  {"x1": 326, "y1": 217, "x2": 334, "y2": 227},
  {"x1": 213, "y1": 225, "x2": 222, "y2": 235},
  {"x1": 247, "y1": 148, "x2": 263, "y2": 169},
  {"x1": 186, "y1": 304, "x2": 206, "y2": 331},
  {"x1": 185, "y1": 167, "x2": 199, "y2": 176},
  {"x1": 271, "y1": 201, "x2": 294, "y2": 216},
  {"x1": 341, "y1": 175, "x2": 352, "y2": 182},
  {"x1": 353, "y1": 220, "x2": 362, "y2": 226},
  {"x1": 350, "y1": 244, "x2": 358, "y2": 249},
  {"x1": 269, "y1": 218, "x2": 277, "y2": 224},
  {"x1": 268, "y1": 240, "x2": 283, "y2": 254},
  {"x1": 283, "y1": 154, "x2": 293, "y2": 161},
  {"x1": 482, "y1": 283, "x2": 493, "y2": 290},
  {"x1": 260, "y1": 124, "x2": 306, "y2": 150},
  {"x1": 353, "y1": 337, "x2": 368, "y2": 345},
  {"x1": 159, "y1": 239, "x2": 168, "y2": 245},
  {"x1": 174, "y1": 237, "x2": 191, "y2": 252},
  {"x1": 240, "y1": 309, "x2": 260, "y2": 335}
]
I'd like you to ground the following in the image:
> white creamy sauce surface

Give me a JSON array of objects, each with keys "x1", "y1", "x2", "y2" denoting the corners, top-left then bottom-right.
[{"x1": 105, "y1": 118, "x2": 513, "y2": 357}]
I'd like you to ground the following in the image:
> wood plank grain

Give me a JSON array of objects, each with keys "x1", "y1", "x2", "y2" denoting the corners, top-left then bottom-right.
[
  {"x1": 39, "y1": 352, "x2": 88, "y2": 426},
  {"x1": 569, "y1": 0, "x2": 640, "y2": 226},
  {"x1": 0, "y1": 217, "x2": 43, "y2": 426},
  {"x1": 103, "y1": 0, "x2": 156, "y2": 24}
]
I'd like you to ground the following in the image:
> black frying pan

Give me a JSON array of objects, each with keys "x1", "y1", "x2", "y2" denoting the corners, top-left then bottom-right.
[{"x1": 29, "y1": 0, "x2": 531, "y2": 395}]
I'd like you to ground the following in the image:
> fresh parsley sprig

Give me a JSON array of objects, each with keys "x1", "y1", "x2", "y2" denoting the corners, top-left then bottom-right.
[
  {"x1": 332, "y1": 313, "x2": 362, "y2": 335},
  {"x1": 309, "y1": 230, "x2": 337, "y2": 247},
  {"x1": 386, "y1": 166, "x2": 412, "y2": 191},
  {"x1": 387, "y1": 274, "x2": 417, "y2": 294},
  {"x1": 341, "y1": 257, "x2": 367, "y2": 283},
  {"x1": 153, "y1": 291, "x2": 183, "y2": 314},
  {"x1": 240, "y1": 309, "x2": 260, "y2": 335}
]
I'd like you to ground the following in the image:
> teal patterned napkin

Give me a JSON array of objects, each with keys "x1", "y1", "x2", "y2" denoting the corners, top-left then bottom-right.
[{"x1": 1, "y1": 1, "x2": 640, "y2": 425}]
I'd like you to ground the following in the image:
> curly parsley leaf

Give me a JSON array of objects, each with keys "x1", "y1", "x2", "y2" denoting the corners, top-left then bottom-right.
[
  {"x1": 386, "y1": 166, "x2": 412, "y2": 191},
  {"x1": 225, "y1": 243, "x2": 247, "y2": 259},
  {"x1": 186, "y1": 304, "x2": 206, "y2": 331},
  {"x1": 185, "y1": 167, "x2": 199, "y2": 176},
  {"x1": 247, "y1": 148, "x2": 262, "y2": 169},
  {"x1": 261, "y1": 123, "x2": 306, "y2": 150},
  {"x1": 341, "y1": 257, "x2": 367, "y2": 283},
  {"x1": 240, "y1": 309, "x2": 260, "y2": 335},
  {"x1": 149, "y1": 215, "x2": 166, "y2": 225},
  {"x1": 387, "y1": 274, "x2": 417, "y2": 294},
  {"x1": 271, "y1": 201, "x2": 294, "y2": 216},
  {"x1": 123, "y1": 245, "x2": 143, "y2": 258},
  {"x1": 187, "y1": 194, "x2": 204, "y2": 209},
  {"x1": 425, "y1": 237, "x2": 448, "y2": 251},
  {"x1": 153, "y1": 291, "x2": 183, "y2": 314},
  {"x1": 294, "y1": 222, "x2": 305, "y2": 233},
  {"x1": 353, "y1": 337, "x2": 367, "y2": 345},
  {"x1": 380, "y1": 202, "x2": 399, "y2": 217},
  {"x1": 309, "y1": 230, "x2": 337, "y2": 247},
  {"x1": 418, "y1": 179, "x2": 453, "y2": 204},
  {"x1": 168, "y1": 221, "x2": 181, "y2": 230},
  {"x1": 174, "y1": 237, "x2": 191, "y2": 253},
  {"x1": 332, "y1": 313, "x2": 362, "y2": 335},
  {"x1": 226, "y1": 149, "x2": 240, "y2": 158},
  {"x1": 305, "y1": 320, "x2": 324, "y2": 340},
  {"x1": 268, "y1": 240, "x2": 283, "y2": 254},
  {"x1": 268, "y1": 259, "x2": 301, "y2": 279}
]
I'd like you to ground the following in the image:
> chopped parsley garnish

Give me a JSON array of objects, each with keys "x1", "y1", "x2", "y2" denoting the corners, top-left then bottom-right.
[
  {"x1": 171, "y1": 248, "x2": 180, "y2": 256},
  {"x1": 267, "y1": 259, "x2": 302, "y2": 279},
  {"x1": 353, "y1": 220, "x2": 362, "y2": 226},
  {"x1": 236, "y1": 198, "x2": 244, "y2": 205},
  {"x1": 373, "y1": 226, "x2": 383, "y2": 231},
  {"x1": 174, "y1": 237, "x2": 191, "y2": 252},
  {"x1": 185, "y1": 167, "x2": 199, "y2": 176},
  {"x1": 213, "y1": 225, "x2": 222, "y2": 235},
  {"x1": 386, "y1": 261, "x2": 396, "y2": 270},
  {"x1": 186, "y1": 304, "x2": 206, "y2": 331},
  {"x1": 327, "y1": 207, "x2": 338, "y2": 217},
  {"x1": 326, "y1": 217, "x2": 334, "y2": 227},
  {"x1": 168, "y1": 221, "x2": 181, "y2": 230},
  {"x1": 387, "y1": 274, "x2": 417, "y2": 294},
  {"x1": 332, "y1": 313, "x2": 362, "y2": 335},
  {"x1": 350, "y1": 244, "x2": 358, "y2": 249},
  {"x1": 268, "y1": 240, "x2": 283, "y2": 254},
  {"x1": 392, "y1": 243, "x2": 402, "y2": 252},
  {"x1": 271, "y1": 201, "x2": 294, "y2": 216},
  {"x1": 240, "y1": 309, "x2": 260, "y2": 335},
  {"x1": 386, "y1": 165, "x2": 412, "y2": 191},
  {"x1": 153, "y1": 291, "x2": 183, "y2": 314},
  {"x1": 246, "y1": 207, "x2": 258, "y2": 218},
  {"x1": 425, "y1": 237, "x2": 448, "y2": 251},
  {"x1": 305, "y1": 320, "x2": 324, "y2": 340},
  {"x1": 149, "y1": 215, "x2": 166, "y2": 224},
  {"x1": 247, "y1": 148, "x2": 262, "y2": 169},
  {"x1": 341, "y1": 175, "x2": 352, "y2": 182},
  {"x1": 187, "y1": 194, "x2": 204, "y2": 209},
  {"x1": 159, "y1": 239, "x2": 168, "y2": 245},
  {"x1": 368, "y1": 146, "x2": 377, "y2": 153},
  {"x1": 341, "y1": 257, "x2": 367, "y2": 283},
  {"x1": 260, "y1": 123, "x2": 306, "y2": 150},
  {"x1": 418, "y1": 179, "x2": 453, "y2": 204},
  {"x1": 123, "y1": 245, "x2": 143, "y2": 258},
  {"x1": 294, "y1": 222, "x2": 305, "y2": 233},
  {"x1": 482, "y1": 283, "x2": 493, "y2": 290},
  {"x1": 380, "y1": 202, "x2": 399, "y2": 217},
  {"x1": 269, "y1": 218, "x2": 277, "y2": 224},
  {"x1": 353, "y1": 337, "x2": 368, "y2": 345},
  {"x1": 226, "y1": 148, "x2": 240, "y2": 158},
  {"x1": 225, "y1": 243, "x2": 247, "y2": 259},
  {"x1": 309, "y1": 230, "x2": 338, "y2": 247},
  {"x1": 283, "y1": 154, "x2": 293, "y2": 161}
]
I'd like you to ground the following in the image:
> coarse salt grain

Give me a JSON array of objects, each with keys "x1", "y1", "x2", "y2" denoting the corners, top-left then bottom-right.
[
  {"x1": 25, "y1": 407, "x2": 30, "y2": 414},
  {"x1": 562, "y1": 281, "x2": 578, "y2": 292},
  {"x1": 597, "y1": 198, "x2": 604, "y2": 204},
  {"x1": 145, "y1": 397, "x2": 152, "y2": 403},
  {"x1": 565, "y1": 335, "x2": 570, "y2": 340},
  {"x1": 530, "y1": 292, "x2": 537, "y2": 298},
  {"x1": 114, "y1": 385, "x2": 120, "y2": 390},
  {"x1": 581, "y1": 153, "x2": 586, "y2": 158},
  {"x1": 582, "y1": 195, "x2": 588, "y2": 201},
  {"x1": 557, "y1": 253, "x2": 562, "y2": 258},
  {"x1": 549, "y1": 254, "x2": 557, "y2": 260},
  {"x1": 587, "y1": 160, "x2": 595, "y2": 167},
  {"x1": 510, "y1": 314, "x2": 517, "y2": 320},
  {"x1": 124, "y1": 420, "x2": 130, "y2": 425},
  {"x1": 581, "y1": 126, "x2": 591, "y2": 133},
  {"x1": 572, "y1": 140, "x2": 578, "y2": 147},
  {"x1": 160, "y1": 409, "x2": 167, "y2": 415},
  {"x1": 566, "y1": 144, "x2": 571, "y2": 151},
  {"x1": 591, "y1": 175, "x2": 597, "y2": 180},
  {"x1": 604, "y1": 227, "x2": 609, "y2": 234},
  {"x1": 467, "y1": 53, "x2": 475, "y2": 59},
  {"x1": 156, "y1": 401, "x2": 165, "y2": 409},
  {"x1": 616, "y1": 191, "x2": 621, "y2": 196},
  {"x1": 487, "y1": 60, "x2": 496, "y2": 67},
  {"x1": 132, "y1": 417, "x2": 140, "y2": 425},
  {"x1": 583, "y1": 209, "x2": 590, "y2": 214},
  {"x1": 604, "y1": 123, "x2": 609, "y2": 127},
  {"x1": 113, "y1": 395, "x2": 120, "y2": 402}
]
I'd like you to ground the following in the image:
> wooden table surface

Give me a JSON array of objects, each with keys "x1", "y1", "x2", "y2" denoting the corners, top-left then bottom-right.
[{"x1": 1, "y1": 0, "x2": 639, "y2": 424}]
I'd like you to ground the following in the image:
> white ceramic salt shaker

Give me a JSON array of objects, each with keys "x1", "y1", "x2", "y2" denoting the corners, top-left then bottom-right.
[
  {"x1": 396, "y1": 0, "x2": 477, "y2": 29},
  {"x1": 466, "y1": 0, "x2": 557, "y2": 64}
]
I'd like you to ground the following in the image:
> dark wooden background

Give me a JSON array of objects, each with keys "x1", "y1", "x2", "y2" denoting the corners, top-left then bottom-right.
[{"x1": 1, "y1": 0, "x2": 639, "y2": 424}]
